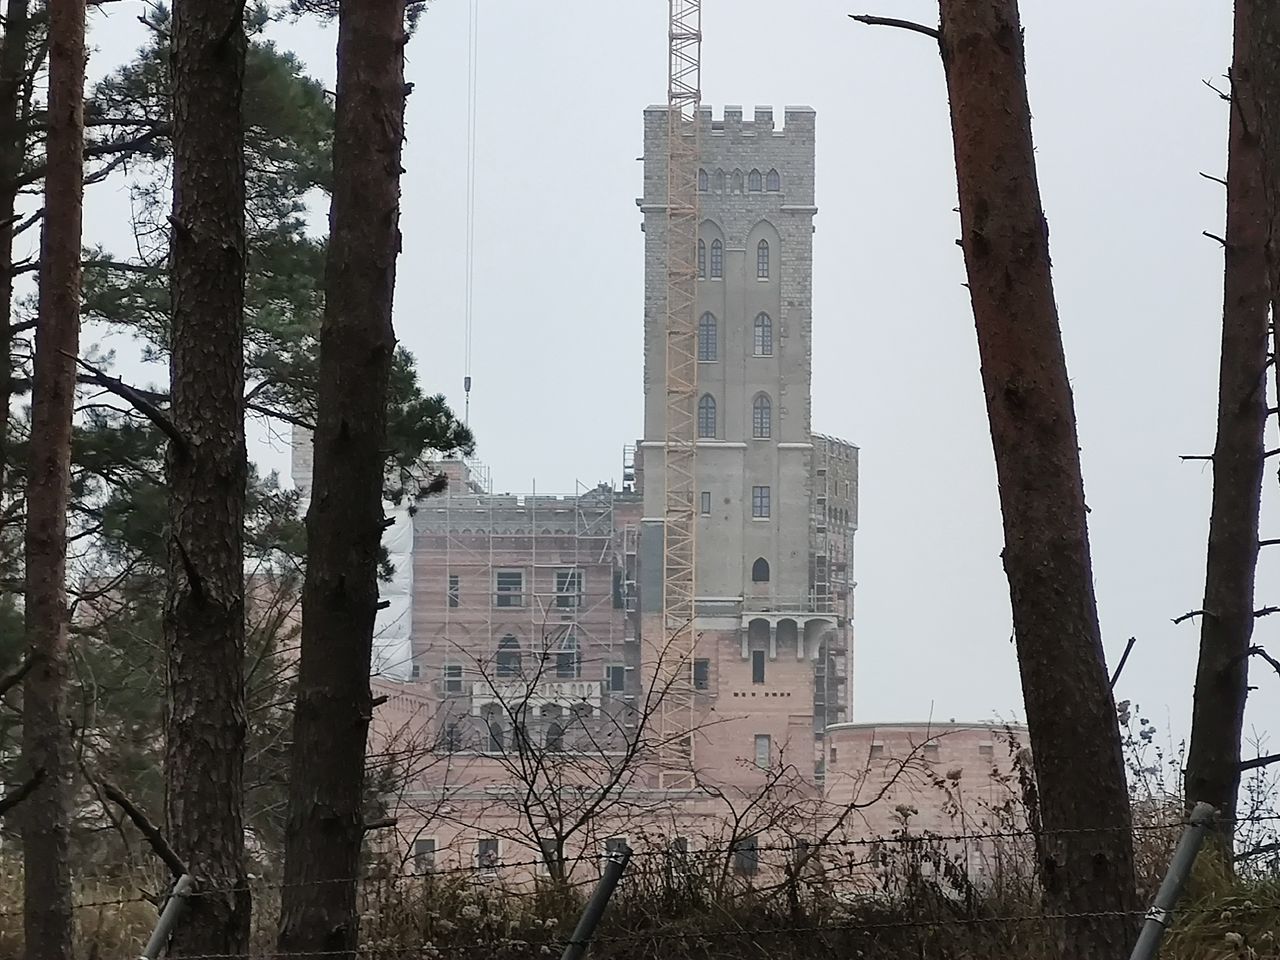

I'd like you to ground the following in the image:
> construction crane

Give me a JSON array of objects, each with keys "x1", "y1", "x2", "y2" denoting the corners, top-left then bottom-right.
[{"x1": 657, "y1": 0, "x2": 701, "y2": 789}]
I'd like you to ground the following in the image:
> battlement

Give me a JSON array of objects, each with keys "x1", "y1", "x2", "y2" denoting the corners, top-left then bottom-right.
[{"x1": 644, "y1": 104, "x2": 815, "y2": 142}]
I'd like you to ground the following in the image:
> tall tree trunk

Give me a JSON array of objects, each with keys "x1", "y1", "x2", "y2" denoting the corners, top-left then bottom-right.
[
  {"x1": 935, "y1": 1, "x2": 1138, "y2": 956},
  {"x1": 165, "y1": 0, "x2": 249, "y2": 956},
  {"x1": 277, "y1": 1, "x2": 405, "y2": 956},
  {"x1": 1184, "y1": 0, "x2": 1270, "y2": 854},
  {"x1": 0, "y1": 0, "x2": 31, "y2": 496},
  {"x1": 21, "y1": 0, "x2": 84, "y2": 958}
]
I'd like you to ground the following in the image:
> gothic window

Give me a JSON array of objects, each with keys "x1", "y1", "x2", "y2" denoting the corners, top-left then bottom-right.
[
  {"x1": 731, "y1": 170, "x2": 743, "y2": 193},
  {"x1": 697, "y1": 239, "x2": 706, "y2": 279},
  {"x1": 496, "y1": 635, "x2": 521, "y2": 678},
  {"x1": 710, "y1": 239, "x2": 723, "y2": 279},
  {"x1": 752, "y1": 394, "x2": 772, "y2": 439},
  {"x1": 751, "y1": 558, "x2": 770, "y2": 582},
  {"x1": 753, "y1": 313, "x2": 773, "y2": 357},
  {"x1": 766, "y1": 169, "x2": 781, "y2": 191},
  {"x1": 748, "y1": 169, "x2": 763, "y2": 192},
  {"x1": 714, "y1": 169, "x2": 725, "y2": 192},
  {"x1": 698, "y1": 168, "x2": 709, "y2": 191},
  {"x1": 698, "y1": 394, "x2": 717, "y2": 439},
  {"x1": 698, "y1": 312, "x2": 717, "y2": 361},
  {"x1": 757, "y1": 239, "x2": 770, "y2": 279}
]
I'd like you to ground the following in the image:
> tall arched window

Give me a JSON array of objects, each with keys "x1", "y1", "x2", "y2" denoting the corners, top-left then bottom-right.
[
  {"x1": 748, "y1": 169, "x2": 763, "y2": 192},
  {"x1": 756, "y1": 240, "x2": 770, "y2": 279},
  {"x1": 496, "y1": 635, "x2": 522, "y2": 678},
  {"x1": 753, "y1": 313, "x2": 773, "y2": 357},
  {"x1": 698, "y1": 168, "x2": 709, "y2": 192},
  {"x1": 751, "y1": 558, "x2": 770, "y2": 583},
  {"x1": 714, "y1": 169, "x2": 725, "y2": 192},
  {"x1": 697, "y1": 313, "x2": 717, "y2": 361},
  {"x1": 697, "y1": 239, "x2": 706, "y2": 279},
  {"x1": 766, "y1": 169, "x2": 781, "y2": 191},
  {"x1": 555, "y1": 630, "x2": 581, "y2": 679},
  {"x1": 710, "y1": 239, "x2": 723, "y2": 279},
  {"x1": 752, "y1": 394, "x2": 772, "y2": 439},
  {"x1": 482, "y1": 704, "x2": 505, "y2": 753},
  {"x1": 731, "y1": 170, "x2": 743, "y2": 193},
  {"x1": 697, "y1": 394, "x2": 717, "y2": 439}
]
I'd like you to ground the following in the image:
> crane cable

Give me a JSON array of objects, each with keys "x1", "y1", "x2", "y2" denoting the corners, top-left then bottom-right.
[{"x1": 463, "y1": 0, "x2": 480, "y2": 425}]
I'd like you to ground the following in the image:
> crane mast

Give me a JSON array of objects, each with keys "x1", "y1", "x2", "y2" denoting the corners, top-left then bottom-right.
[{"x1": 658, "y1": 0, "x2": 701, "y2": 788}]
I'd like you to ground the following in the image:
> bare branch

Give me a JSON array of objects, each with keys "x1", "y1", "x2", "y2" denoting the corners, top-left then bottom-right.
[
  {"x1": 1181, "y1": 454, "x2": 1214, "y2": 462},
  {"x1": 1204, "y1": 230, "x2": 1228, "y2": 246},
  {"x1": 0, "y1": 654, "x2": 35, "y2": 699},
  {"x1": 1173, "y1": 609, "x2": 1209, "y2": 625},
  {"x1": 66, "y1": 352, "x2": 187, "y2": 454},
  {"x1": 98, "y1": 779, "x2": 188, "y2": 878},
  {"x1": 1109, "y1": 636, "x2": 1137, "y2": 689},
  {"x1": 0, "y1": 769, "x2": 46, "y2": 818},
  {"x1": 848, "y1": 13, "x2": 940, "y2": 40},
  {"x1": 1200, "y1": 171, "x2": 1228, "y2": 186},
  {"x1": 1240, "y1": 752, "x2": 1280, "y2": 772}
]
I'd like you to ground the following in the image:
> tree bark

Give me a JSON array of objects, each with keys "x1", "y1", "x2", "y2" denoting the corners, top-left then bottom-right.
[
  {"x1": 1184, "y1": 0, "x2": 1270, "y2": 855},
  {"x1": 935, "y1": 1, "x2": 1138, "y2": 956},
  {"x1": 277, "y1": 2, "x2": 405, "y2": 955},
  {"x1": 165, "y1": 0, "x2": 249, "y2": 956},
  {"x1": 20, "y1": 0, "x2": 84, "y2": 958},
  {"x1": 0, "y1": 0, "x2": 31, "y2": 496}
]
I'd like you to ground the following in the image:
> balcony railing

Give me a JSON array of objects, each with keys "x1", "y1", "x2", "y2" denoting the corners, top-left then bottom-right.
[
  {"x1": 470, "y1": 679, "x2": 604, "y2": 712},
  {"x1": 741, "y1": 596, "x2": 842, "y2": 615}
]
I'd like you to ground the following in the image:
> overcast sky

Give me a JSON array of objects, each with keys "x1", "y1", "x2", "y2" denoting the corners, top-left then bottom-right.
[{"x1": 74, "y1": 1, "x2": 1277, "y2": 757}]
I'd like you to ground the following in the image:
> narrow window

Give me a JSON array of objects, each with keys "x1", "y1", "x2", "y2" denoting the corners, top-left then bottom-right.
[
  {"x1": 447, "y1": 574, "x2": 460, "y2": 608},
  {"x1": 757, "y1": 239, "x2": 770, "y2": 279},
  {"x1": 697, "y1": 239, "x2": 706, "y2": 279},
  {"x1": 670, "y1": 836, "x2": 690, "y2": 855},
  {"x1": 477, "y1": 838, "x2": 500, "y2": 872},
  {"x1": 441, "y1": 721, "x2": 462, "y2": 752},
  {"x1": 495, "y1": 570, "x2": 524, "y2": 607},
  {"x1": 751, "y1": 649, "x2": 766, "y2": 684},
  {"x1": 545, "y1": 720, "x2": 564, "y2": 751},
  {"x1": 698, "y1": 168, "x2": 709, "y2": 191},
  {"x1": 754, "y1": 734, "x2": 772, "y2": 769},
  {"x1": 752, "y1": 394, "x2": 771, "y2": 439},
  {"x1": 869, "y1": 742, "x2": 885, "y2": 759},
  {"x1": 751, "y1": 558, "x2": 770, "y2": 583},
  {"x1": 484, "y1": 706, "x2": 506, "y2": 752},
  {"x1": 748, "y1": 169, "x2": 762, "y2": 192},
  {"x1": 539, "y1": 838, "x2": 561, "y2": 875},
  {"x1": 710, "y1": 239, "x2": 723, "y2": 278},
  {"x1": 714, "y1": 169, "x2": 725, "y2": 191},
  {"x1": 733, "y1": 836, "x2": 760, "y2": 875},
  {"x1": 606, "y1": 664, "x2": 626, "y2": 692},
  {"x1": 979, "y1": 743, "x2": 995, "y2": 759},
  {"x1": 555, "y1": 568, "x2": 582, "y2": 608},
  {"x1": 496, "y1": 635, "x2": 522, "y2": 678},
  {"x1": 697, "y1": 312, "x2": 717, "y2": 361},
  {"x1": 751, "y1": 485, "x2": 771, "y2": 519},
  {"x1": 698, "y1": 394, "x2": 717, "y2": 439},
  {"x1": 413, "y1": 838, "x2": 437, "y2": 873},
  {"x1": 731, "y1": 170, "x2": 743, "y2": 193},
  {"x1": 700, "y1": 491, "x2": 712, "y2": 515},
  {"x1": 555, "y1": 629, "x2": 581, "y2": 679},
  {"x1": 443, "y1": 663, "x2": 463, "y2": 694},
  {"x1": 766, "y1": 168, "x2": 781, "y2": 191},
  {"x1": 694, "y1": 658, "x2": 710, "y2": 690},
  {"x1": 923, "y1": 743, "x2": 940, "y2": 763},
  {"x1": 753, "y1": 313, "x2": 773, "y2": 356}
]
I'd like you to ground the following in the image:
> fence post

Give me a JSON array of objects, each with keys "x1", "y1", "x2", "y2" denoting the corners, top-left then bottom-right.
[
  {"x1": 559, "y1": 845, "x2": 632, "y2": 960},
  {"x1": 138, "y1": 873, "x2": 193, "y2": 960},
  {"x1": 1128, "y1": 802, "x2": 1216, "y2": 960}
]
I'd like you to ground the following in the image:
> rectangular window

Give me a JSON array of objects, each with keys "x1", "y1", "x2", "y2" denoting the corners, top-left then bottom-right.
[
  {"x1": 979, "y1": 743, "x2": 995, "y2": 759},
  {"x1": 604, "y1": 836, "x2": 629, "y2": 861},
  {"x1": 477, "y1": 838, "x2": 500, "y2": 872},
  {"x1": 606, "y1": 664, "x2": 626, "y2": 693},
  {"x1": 923, "y1": 743, "x2": 940, "y2": 763},
  {"x1": 447, "y1": 574, "x2": 460, "y2": 608},
  {"x1": 413, "y1": 837, "x2": 436, "y2": 873},
  {"x1": 869, "y1": 742, "x2": 885, "y2": 759},
  {"x1": 495, "y1": 570, "x2": 524, "y2": 607},
  {"x1": 792, "y1": 838, "x2": 811, "y2": 867},
  {"x1": 751, "y1": 485, "x2": 771, "y2": 519},
  {"x1": 443, "y1": 663, "x2": 463, "y2": 694},
  {"x1": 754, "y1": 734, "x2": 771, "y2": 770},
  {"x1": 733, "y1": 836, "x2": 760, "y2": 876},
  {"x1": 693, "y1": 658, "x2": 710, "y2": 690},
  {"x1": 751, "y1": 650, "x2": 766, "y2": 684},
  {"x1": 555, "y1": 569, "x2": 583, "y2": 608},
  {"x1": 700, "y1": 491, "x2": 712, "y2": 515},
  {"x1": 670, "y1": 836, "x2": 689, "y2": 856}
]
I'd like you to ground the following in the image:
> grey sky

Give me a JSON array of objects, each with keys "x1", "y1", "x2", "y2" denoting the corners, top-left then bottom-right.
[{"x1": 75, "y1": 1, "x2": 1275, "y2": 756}]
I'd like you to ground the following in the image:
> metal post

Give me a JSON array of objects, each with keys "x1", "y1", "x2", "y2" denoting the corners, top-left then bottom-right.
[
  {"x1": 138, "y1": 873, "x2": 193, "y2": 960},
  {"x1": 1128, "y1": 803, "x2": 1216, "y2": 960},
  {"x1": 559, "y1": 845, "x2": 632, "y2": 960}
]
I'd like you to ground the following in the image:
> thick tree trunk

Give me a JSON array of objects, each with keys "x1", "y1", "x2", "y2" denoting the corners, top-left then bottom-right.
[
  {"x1": 0, "y1": 0, "x2": 30, "y2": 495},
  {"x1": 276, "y1": 2, "x2": 405, "y2": 956},
  {"x1": 1185, "y1": 0, "x2": 1270, "y2": 854},
  {"x1": 936, "y1": 1, "x2": 1138, "y2": 956},
  {"x1": 165, "y1": 0, "x2": 249, "y2": 956},
  {"x1": 20, "y1": 1, "x2": 84, "y2": 959}
]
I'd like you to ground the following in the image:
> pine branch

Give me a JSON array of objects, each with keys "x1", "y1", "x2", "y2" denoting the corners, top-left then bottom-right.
[
  {"x1": 98, "y1": 779, "x2": 188, "y2": 878},
  {"x1": 65, "y1": 352, "x2": 188, "y2": 455},
  {"x1": 0, "y1": 654, "x2": 35, "y2": 699},
  {"x1": 849, "y1": 13, "x2": 940, "y2": 40},
  {"x1": 1240, "y1": 753, "x2": 1280, "y2": 772}
]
